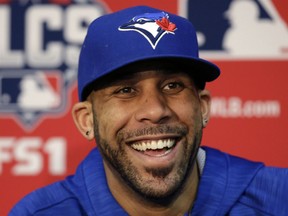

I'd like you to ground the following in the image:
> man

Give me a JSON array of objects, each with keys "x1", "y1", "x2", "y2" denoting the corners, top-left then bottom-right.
[{"x1": 10, "y1": 5, "x2": 288, "y2": 216}]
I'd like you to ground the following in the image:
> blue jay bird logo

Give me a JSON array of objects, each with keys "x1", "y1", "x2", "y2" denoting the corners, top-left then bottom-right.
[{"x1": 119, "y1": 12, "x2": 177, "y2": 49}]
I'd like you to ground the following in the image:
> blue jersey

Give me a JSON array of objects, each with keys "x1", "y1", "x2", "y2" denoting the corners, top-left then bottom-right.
[{"x1": 9, "y1": 147, "x2": 288, "y2": 215}]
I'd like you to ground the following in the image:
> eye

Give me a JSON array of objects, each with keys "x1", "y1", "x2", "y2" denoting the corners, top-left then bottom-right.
[
  {"x1": 117, "y1": 87, "x2": 134, "y2": 94},
  {"x1": 113, "y1": 86, "x2": 137, "y2": 98},
  {"x1": 163, "y1": 82, "x2": 184, "y2": 94}
]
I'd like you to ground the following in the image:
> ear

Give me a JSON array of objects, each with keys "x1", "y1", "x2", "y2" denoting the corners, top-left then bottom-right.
[
  {"x1": 72, "y1": 101, "x2": 94, "y2": 140},
  {"x1": 199, "y1": 89, "x2": 211, "y2": 128}
]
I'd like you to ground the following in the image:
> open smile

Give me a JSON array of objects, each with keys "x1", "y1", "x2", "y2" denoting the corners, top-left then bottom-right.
[
  {"x1": 128, "y1": 137, "x2": 180, "y2": 158},
  {"x1": 132, "y1": 138, "x2": 175, "y2": 152}
]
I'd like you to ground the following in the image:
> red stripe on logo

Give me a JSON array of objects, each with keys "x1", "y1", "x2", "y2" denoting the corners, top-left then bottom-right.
[
  {"x1": 0, "y1": 0, "x2": 10, "y2": 4},
  {"x1": 49, "y1": 0, "x2": 71, "y2": 4}
]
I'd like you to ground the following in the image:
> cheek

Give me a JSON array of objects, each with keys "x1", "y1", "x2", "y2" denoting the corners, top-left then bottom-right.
[
  {"x1": 94, "y1": 102, "x2": 133, "y2": 141},
  {"x1": 171, "y1": 96, "x2": 201, "y2": 122},
  {"x1": 170, "y1": 96, "x2": 203, "y2": 141}
]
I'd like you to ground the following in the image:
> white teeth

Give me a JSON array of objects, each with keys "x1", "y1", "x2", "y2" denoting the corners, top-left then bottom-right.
[{"x1": 131, "y1": 139, "x2": 176, "y2": 151}]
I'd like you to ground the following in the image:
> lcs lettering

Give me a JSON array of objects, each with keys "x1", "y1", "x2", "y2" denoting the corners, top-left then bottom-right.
[{"x1": 0, "y1": 4, "x2": 104, "y2": 68}]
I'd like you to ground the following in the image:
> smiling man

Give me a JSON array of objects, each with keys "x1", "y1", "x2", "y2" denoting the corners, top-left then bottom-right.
[
  {"x1": 10, "y1": 5, "x2": 288, "y2": 216},
  {"x1": 75, "y1": 61, "x2": 208, "y2": 215}
]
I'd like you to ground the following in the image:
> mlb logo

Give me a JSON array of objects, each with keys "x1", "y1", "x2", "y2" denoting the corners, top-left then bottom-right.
[
  {"x1": 1, "y1": 71, "x2": 60, "y2": 110},
  {"x1": 0, "y1": 70, "x2": 65, "y2": 129},
  {"x1": 180, "y1": 0, "x2": 288, "y2": 59}
]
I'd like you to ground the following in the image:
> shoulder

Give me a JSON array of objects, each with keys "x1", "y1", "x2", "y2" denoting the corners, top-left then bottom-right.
[
  {"x1": 8, "y1": 148, "x2": 103, "y2": 216},
  {"x1": 198, "y1": 147, "x2": 288, "y2": 215},
  {"x1": 193, "y1": 147, "x2": 265, "y2": 215},
  {"x1": 203, "y1": 146, "x2": 264, "y2": 173},
  {"x1": 9, "y1": 180, "x2": 85, "y2": 216},
  {"x1": 234, "y1": 166, "x2": 288, "y2": 215}
]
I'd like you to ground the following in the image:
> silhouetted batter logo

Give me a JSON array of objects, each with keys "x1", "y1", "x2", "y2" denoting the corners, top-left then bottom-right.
[{"x1": 181, "y1": 0, "x2": 288, "y2": 59}]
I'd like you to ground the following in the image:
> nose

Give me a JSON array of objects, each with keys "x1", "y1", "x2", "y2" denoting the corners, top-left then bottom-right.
[{"x1": 134, "y1": 90, "x2": 173, "y2": 124}]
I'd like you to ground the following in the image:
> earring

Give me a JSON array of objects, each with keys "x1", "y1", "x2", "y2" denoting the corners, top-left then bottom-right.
[{"x1": 203, "y1": 119, "x2": 208, "y2": 126}]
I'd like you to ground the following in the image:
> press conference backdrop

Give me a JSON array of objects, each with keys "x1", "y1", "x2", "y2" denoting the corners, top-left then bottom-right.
[{"x1": 0, "y1": 0, "x2": 287, "y2": 215}]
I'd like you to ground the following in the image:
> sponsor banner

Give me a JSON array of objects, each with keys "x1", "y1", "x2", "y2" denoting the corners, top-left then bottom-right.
[
  {"x1": 0, "y1": 1, "x2": 108, "y2": 214},
  {"x1": 203, "y1": 61, "x2": 288, "y2": 168},
  {"x1": 0, "y1": 0, "x2": 287, "y2": 215}
]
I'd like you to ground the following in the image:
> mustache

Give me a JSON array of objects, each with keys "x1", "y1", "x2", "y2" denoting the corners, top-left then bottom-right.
[{"x1": 117, "y1": 124, "x2": 188, "y2": 141}]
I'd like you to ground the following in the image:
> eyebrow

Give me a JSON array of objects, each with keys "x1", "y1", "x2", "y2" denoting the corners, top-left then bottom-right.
[{"x1": 95, "y1": 69, "x2": 181, "y2": 87}]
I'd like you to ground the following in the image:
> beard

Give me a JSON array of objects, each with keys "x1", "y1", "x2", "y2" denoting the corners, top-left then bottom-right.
[{"x1": 93, "y1": 114, "x2": 202, "y2": 204}]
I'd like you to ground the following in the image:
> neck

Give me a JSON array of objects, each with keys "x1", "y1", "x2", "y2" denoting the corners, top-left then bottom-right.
[{"x1": 104, "y1": 161, "x2": 199, "y2": 216}]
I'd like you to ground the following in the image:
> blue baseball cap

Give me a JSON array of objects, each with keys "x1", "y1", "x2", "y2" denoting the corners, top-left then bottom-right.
[{"x1": 78, "y1": 5, "x2": 220, "y2": 101}]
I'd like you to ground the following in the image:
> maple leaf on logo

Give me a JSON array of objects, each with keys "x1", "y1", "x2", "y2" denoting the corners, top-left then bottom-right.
[{"x1": 156, "y1": 17, "x2": 176, "y2": 32}]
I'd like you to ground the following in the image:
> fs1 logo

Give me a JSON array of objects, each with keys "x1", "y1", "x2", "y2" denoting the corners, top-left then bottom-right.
[
  {"x1": 179, "y1": 0, "x2": 288, "y2": 59},
  {"x1": 0, "y1": 0, "x2": 107, "y2": 131}
]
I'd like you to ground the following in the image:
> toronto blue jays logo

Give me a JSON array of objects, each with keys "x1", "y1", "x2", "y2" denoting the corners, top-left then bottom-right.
[{"x1": 118, "y1": 12, "x2": 177, "y2": 49}]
